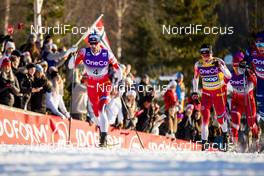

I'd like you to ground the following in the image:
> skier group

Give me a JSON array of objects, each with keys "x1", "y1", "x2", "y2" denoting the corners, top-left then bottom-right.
[
  {"x1": 192, "y1": 31, "x2": 264, "y2": 152},
  {"x1": 66, "y1": 30, "x2": 264, "y2": 151}
]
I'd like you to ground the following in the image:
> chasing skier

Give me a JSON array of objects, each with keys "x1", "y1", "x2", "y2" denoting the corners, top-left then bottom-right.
[
  {"x1": 229, "y1": 51, "x2": 259, "y2": 152},
  {"x1": 248, "y1": 31, "x2": 264, "y2": 152},
  {"x1": 193, "y1": 44, "x2": 232, "y2": 151}
]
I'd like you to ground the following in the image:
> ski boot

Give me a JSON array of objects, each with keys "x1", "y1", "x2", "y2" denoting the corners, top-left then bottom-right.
[{"x1": 99, "y1": 132, "x2": 107, "y2": 147}]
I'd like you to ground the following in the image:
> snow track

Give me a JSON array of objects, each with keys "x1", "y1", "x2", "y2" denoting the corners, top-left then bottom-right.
[{"x1": 0, "y1": 145, "x2": 264, "y2": 176}]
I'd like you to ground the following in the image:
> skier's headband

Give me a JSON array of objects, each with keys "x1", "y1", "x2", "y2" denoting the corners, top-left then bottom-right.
[
  {"x1": 255, "y1": 41, "x2": 264, "y2": 48},
  {"x1": 200, "y1": 48, "x2": 211, "y2": 55}
]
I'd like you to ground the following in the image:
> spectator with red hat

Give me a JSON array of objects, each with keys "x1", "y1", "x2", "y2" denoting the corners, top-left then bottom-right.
[{"x1": 0, "y1": 59, "x2": 21, "y2": 106}]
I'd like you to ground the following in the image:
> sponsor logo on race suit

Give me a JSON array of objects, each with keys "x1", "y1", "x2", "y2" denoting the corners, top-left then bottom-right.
[
  {"x1": 199, "y1": 67, "x2": 219, "y2": 75},
  {"x1": 252, "y1": 57, "x2": 264, "y2": 79},
  {"x1": 83, "y1": 48, "x2": 109, "y2": 68}
]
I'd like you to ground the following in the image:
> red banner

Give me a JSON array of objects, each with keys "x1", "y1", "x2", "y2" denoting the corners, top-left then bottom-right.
[{"x1": 0, "y1": 105, "x2": 203, "y2": 151}]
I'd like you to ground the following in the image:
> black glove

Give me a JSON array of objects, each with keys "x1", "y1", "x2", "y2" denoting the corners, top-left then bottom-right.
[
  {"x1": 212, "y1": 60, "x2": 219, "y2": 67},
  {"x1": 245, "y1": 69, "x2": 250, "y2": 77},
  {"x1": 239, "y1": 61, "x2": 248, "y2": 69}
]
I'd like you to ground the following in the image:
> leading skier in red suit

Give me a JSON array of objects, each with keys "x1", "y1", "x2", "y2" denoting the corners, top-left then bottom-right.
[{"x1": 68, "y1": 32, "x2": 122, "y2": 147}]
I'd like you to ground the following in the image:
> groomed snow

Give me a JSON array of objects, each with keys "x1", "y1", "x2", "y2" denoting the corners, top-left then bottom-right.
[{"x1": 0, "y1": 144, "x2": 264, "y2": 176}]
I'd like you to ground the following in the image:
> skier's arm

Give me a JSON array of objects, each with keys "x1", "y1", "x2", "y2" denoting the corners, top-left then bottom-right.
[
  {"x1": 219, "y1": 59, "x2": 232, "y2": 79},
  {"x1": 247, "y1": 69, "x2": 257, "y2": 86},
  {"x1": 192, "y1": 63, "x2": 199, "y2": 93},
  {"x1": 109, "y1": 51, "x2": 122, "y2": 82}
]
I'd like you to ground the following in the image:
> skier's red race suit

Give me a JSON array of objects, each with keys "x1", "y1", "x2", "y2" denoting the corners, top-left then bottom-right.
[
  {"x1": 193, "y1": 57, "x2": 231, "y2": 140},
  {"x1": 229, "y1": 70, "x2": 259, "y2": 142}
]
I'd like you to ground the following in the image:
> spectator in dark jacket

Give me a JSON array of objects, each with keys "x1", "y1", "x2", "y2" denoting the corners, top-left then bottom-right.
[
  {"x1": 177, "y1": 92, "x2": 202, "y2": 141},
  {"x1": 136, "y1": 95, "x2": 155, "y2": 132},
  {"x1": 10, "y1": 50, "x2": 21, "y2": 75},
  {"x1": 30, "y1": 64, "x2": 52, "y2": 114},
  {"x1": 18, "y1": 63, "x2": 40, "y2": 110},
  {"x1": 137, "y1": 74, "x2": 151, "y2": 107},
  {"x1": 0, "y1": 59, "x2": 21, "y2": 106}
]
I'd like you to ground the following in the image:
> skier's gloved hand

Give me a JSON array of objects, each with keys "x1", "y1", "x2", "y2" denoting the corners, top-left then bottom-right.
[
  {"x1": 245, "y1": 69, "x2": 250, "y2": 77},
  {"x1": 238, "y1": 61, "x2": 247, "y2": 69},
  {"x1": 212, "y1": 60, "x2": 219, "y2": 67}
]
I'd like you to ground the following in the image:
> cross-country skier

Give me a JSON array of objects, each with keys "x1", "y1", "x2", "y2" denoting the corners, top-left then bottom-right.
[
  {"x1": 248, "y1": 31, "x2": 264, "y2": 151},
  {"x1": 68, "y1": 32, "x2": 122, "y2": 147},
  {"x1": 229, "y1": 51, "x2": 259, "y2": 151},
  {"x1": 193, "y1": 44, "x2": 232, "y2": 151}
]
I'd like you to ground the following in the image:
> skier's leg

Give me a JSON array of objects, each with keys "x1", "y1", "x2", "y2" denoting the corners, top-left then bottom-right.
[
  {"x1": 98, "y1": 80, "x2": 111, "y2": 147},
  {"x1": 87, "y1": 80, "x2": 100, "y2": 117},
  {"x1": 231, "y1": 105, "x2": 241, "y2": 144},
  {"x1": 214, "y1": 91, "x2": 229, "y2": 151},
  {"x1": 246, "y1": 93, "x2": 259, "y2": 152},
  {"x1": 201, "y1": 92, "x2": 211, "y2": 150}
]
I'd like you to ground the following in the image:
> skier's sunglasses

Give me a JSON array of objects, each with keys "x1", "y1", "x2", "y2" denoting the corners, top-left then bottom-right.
[
  {"x1": 256, "y1": 42, "x2": 264, "y2": 48},
  {"x1": 89, "y1": 42, "x2": 99, "y2": 46}
]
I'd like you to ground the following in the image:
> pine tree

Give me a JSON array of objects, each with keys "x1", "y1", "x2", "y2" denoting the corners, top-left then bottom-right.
[{"x1": 124, "y1": 0, "x2": 219, "y2": 88}]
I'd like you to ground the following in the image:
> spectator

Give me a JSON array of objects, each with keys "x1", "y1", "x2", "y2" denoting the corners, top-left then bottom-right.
[
  {"x1": 163, "y1": 80, "x2": 178, "y2": 138},
  {"x1": 10, "y1": 50, "x2": 22, "y2": 75},
  {"x1": 40, "y1": 61, "x2": 48, "y2": 74},
  {"x1": 0, "y1": 59, "x2": 21, "y2": 106},
  {"x1": 0, "y1": 41, "x2": 15, "y2": 67},
  {"x1": 51, "y1": 44, "x2": 58, "y2": 53},
  {"x1": 70, "y1": 74, "x2": 88, "y2": 121},
  {"x1": 46, "y1": 70, "x2": 70, "y2": 119},
  {"x1": 17, "y1": 63, "x2": 38, "y2": 110},
  {"x1": 20, "y1": 33, "x2": 40, "y2": 63},
  {"x1": 20, "y1": 51, "x2": 32, "y2": 67},
  {"x1": 137, "y1": 74, "x2": 151, "y2": 107},
  {"x1": 47, "y1": 66, "x2": 58, "y2": 80},
  {"x1": 125, "y1": 64, "x2": 134, "y2": 79},
  {"x1": 106, "y1": 87, "x2": 124, "y2": 128},
  {"x1": 175, "y1": 72, "x2": 185, "y2": 112},
  {"x1": 136, "y1": 95, "x2": 155, "y2": 132},
  {"x1": 122, "y1": 90, "x2": 138, "y2": 129},
  {"x1": 41, "y1": 36, "x2": 72, "y2": 68},
  {"x1": 31, "y1": 64, "x2": 52, "y2": 113},
  {"x1": 177, "y1": 92, "x2": 202, "y2": 141}
]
